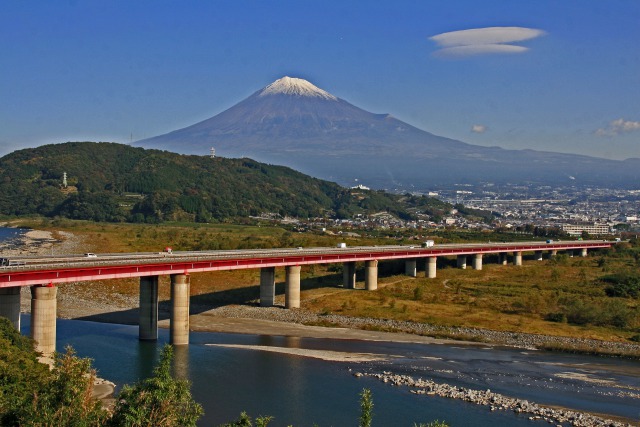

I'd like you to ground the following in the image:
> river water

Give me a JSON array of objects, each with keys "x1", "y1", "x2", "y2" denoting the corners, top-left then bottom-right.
[
  {"x1": 17, "y1": 315, "x2": 640, "y2": 427},
  {"x1": 0, "y1": 226, "x2": 26, "y2": 249},
  {"x1": 3, "y1": 228, "x2": 639, "y2": 426}
]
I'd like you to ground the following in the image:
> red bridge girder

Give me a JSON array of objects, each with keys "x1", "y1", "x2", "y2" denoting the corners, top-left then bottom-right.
[{"x1": 0, "y1": 241, "x2": 613, "y2": 288}]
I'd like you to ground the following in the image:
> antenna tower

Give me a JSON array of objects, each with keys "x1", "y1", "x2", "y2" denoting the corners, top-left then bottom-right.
[
  {"x1": 62, "y1": 172, "x2": 68, "y2": 188},
  {"x1": 210, "y1": 147, "x2": 216, "y2": 158}
]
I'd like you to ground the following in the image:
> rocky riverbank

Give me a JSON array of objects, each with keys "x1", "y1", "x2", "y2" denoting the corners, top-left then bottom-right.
[
  {"x1": 353, "y1": 371, "x2": 634, "y2": 427},
  {"x1": 199, "y1": 305, "x2": 640, "y2": 358},
  {"x1": 0, "y1": 226, "x2": 83, "y2": 256}
]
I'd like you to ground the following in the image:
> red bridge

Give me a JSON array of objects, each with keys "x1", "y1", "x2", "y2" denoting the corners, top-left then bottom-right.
[{"x1": 0, "y1": 240, "x2": 614, "y2": 356}]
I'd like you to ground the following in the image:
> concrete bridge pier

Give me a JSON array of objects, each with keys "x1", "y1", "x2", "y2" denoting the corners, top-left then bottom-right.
[
  {"x1": 343, "y1": 262, "x2": 356, "y2": 289},
  {"x1": 427, "y1": 257, "x2": 437, "y2": 278},
  {"x1": 0, "y1": 286, "x2": 21, "y2": 330},
  {"x1": 513, "y1": 252, "x2": 523, "y2": 266},
  {"x1": 548, "y1": 250, "x2": 558, "y2": 259},
  {"x1": 285, "y1": 265, "x2": 301, "y2": 308},
  {"x1": 499, "y1": 253, "x2": 508, "y2": 265},
  {"x1": 139, "y1": 276, "x2": 159, "y2": 341},
  {"x1": 580, "y1": 248, "x2": 588, "y2": 257},
  {"x1": 170, "y1": 274, "x2": 190, "y2": 346},
  {"x1": 472, "y1": 254, "x2": 483, "y2": 270},
  {"x1": 30, "y1": 285, "x2": 57, "y2": 358},
  {"x1": 535, "y1": 251, "x2": 543, "y2": 261},
  {"x1": 365, "y1": 260, "x2": 378, "y2": 291},
  {"x1": 405, "y1": 259, "x2": 417, "y2": 277},
  {"x1": 260, "y1": 267, "x2": 276, "y2": 307},
  {"x1": 456, "y1": 255, "x2": 467, "y2": 269}
]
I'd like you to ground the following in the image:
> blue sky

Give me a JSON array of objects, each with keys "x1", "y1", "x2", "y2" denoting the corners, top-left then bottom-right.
[{"x1": 2, "y1": 1, "x2": 639, "y2": 160}]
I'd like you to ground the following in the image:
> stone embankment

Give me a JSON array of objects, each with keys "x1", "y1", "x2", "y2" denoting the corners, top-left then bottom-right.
[
  {"x1": 353, "y1": 371, "x2": 634, "y2": 427},
  {"x1": 207, "y1": 305, "x2": 640, "y2": 356}
]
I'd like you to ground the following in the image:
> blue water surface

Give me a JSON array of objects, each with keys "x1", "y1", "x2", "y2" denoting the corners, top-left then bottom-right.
[{"x1": 19, "y1": 315, "x2": 640, "y2": 427}]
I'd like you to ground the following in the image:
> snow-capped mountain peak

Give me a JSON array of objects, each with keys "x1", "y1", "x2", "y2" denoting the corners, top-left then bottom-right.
[{"x1": 259, "y1": 76, "x2": 338, "y2": 100}]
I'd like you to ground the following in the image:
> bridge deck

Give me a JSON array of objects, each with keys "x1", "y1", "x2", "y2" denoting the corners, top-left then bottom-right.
[{"x1": 0, "y1": 240, "x2": 612, "y2": 287}]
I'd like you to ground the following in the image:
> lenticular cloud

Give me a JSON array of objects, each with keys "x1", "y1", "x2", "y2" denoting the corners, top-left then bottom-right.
[{"x1": 430, "y1": 27, "x2": 546, "y2": 58}]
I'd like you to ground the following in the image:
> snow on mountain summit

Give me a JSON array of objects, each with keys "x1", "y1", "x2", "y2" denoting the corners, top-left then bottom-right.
[{"x1": 259, "y1": 76, "x2": 338, "y2": 100}]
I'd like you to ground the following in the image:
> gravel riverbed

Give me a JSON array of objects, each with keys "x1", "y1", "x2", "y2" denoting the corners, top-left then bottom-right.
[{"x1": 353, "y1": 371, "x2": 635, "y2": 427}]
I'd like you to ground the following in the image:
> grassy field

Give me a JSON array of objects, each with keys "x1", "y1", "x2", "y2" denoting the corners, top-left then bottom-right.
[{"x1": 9, "y1": 218, "x2": 640, "y2": 344}]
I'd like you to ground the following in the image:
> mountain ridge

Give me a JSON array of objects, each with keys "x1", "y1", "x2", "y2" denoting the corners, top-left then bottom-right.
[{"x1": 0, "y1": 142, "x2": 459, "y2": 224}]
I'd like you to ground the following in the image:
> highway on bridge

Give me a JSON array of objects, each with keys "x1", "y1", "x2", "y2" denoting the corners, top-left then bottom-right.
[
  {"x1": 0, "y1": 240, "x2": 613, "y2": 288},
  {"x1": 0, "y1": 239, "x2": 615, "y2": 354}
]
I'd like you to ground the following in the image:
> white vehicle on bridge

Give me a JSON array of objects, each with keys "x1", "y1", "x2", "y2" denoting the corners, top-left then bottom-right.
[{"x1": 0, "y1": 258, "x2": 26, "y2": 267}]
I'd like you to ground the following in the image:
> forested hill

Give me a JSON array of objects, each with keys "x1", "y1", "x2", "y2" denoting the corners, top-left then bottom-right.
[{"x1": 0, "y1": 142, "x2": 463, "y2": 224}]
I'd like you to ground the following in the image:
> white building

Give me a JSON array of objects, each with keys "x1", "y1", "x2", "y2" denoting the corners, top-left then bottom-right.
[{"x1": 561, "y1": 223, "x2": 611, "y2": 236}]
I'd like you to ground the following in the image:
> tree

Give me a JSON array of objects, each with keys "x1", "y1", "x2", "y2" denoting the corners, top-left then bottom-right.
[
  {"x1": 0, "y1": 317, "x2": 50, "y2": 426},
  {"x1": 219, "y1": 411, "x2": 274, "y2": 427},
  {"x1": 0, "y1": 318, "x2": 108, "y2": 427},
  {"x1": 359, "y1": 388, "x2": 373, "y2": 427},
  {"x1": 27, "y1": 347, "x2": 108, "y2": 427},
  {"x1": 109, "y1": 344, "x2": 203, "y2": 427}
]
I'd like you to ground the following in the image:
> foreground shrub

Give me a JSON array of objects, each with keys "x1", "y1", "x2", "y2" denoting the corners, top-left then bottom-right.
[
  {"x1": 0, "y1": 317, "x2": 108, "y2": 427},
  {"x1": 602, "y1": 272, "x2": 640, "y2": 298},
  {"x1": 558, "y1": 297, "x2": 635, "y2": 328},
  {"x1": 108, "y1": 344, "x2": 203, "y2": 427}
]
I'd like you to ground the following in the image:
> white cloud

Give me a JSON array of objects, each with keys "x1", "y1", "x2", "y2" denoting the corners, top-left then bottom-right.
[
  {"x1": 471, "y1": 124, "x2": 487, "y2": 133},
  {"x1": 429, "y1": 26, "x2": 546, "y2": 58},
  {"x1": 435, "y1": 44, "x2": 528, "y2": 58},
  {"x1": 596, "y1": 118, "x2": 640, "y2": 136}
]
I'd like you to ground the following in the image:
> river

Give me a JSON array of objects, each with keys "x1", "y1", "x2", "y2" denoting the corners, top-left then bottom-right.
[
  {"x1": 16, "y1": 314, "x2": 640, "y2": 427},
  {"x1": 0, "y1": 226, "x2": 26, "y2": 249}
]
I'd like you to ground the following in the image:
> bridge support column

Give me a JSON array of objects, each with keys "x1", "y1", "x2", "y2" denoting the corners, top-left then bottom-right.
[
  {"x1": 139, "y1": 276, "x2": 159, "y2": 341},
  {"x1": 499, "y1": 253, "x2": 508, "y2": 265},
  {"x1": 365, "y1": 260, "x2": 378, "y2": 291},
  {"x1": 170, "y1": 274, "x2": 190, "y2": 346},
  {"x1": 343, "y1": 262, "x2": 356, "y2": 289},
  {"x1": 535, "y1": 251, "x2": 543, "y2": 261},
  {"x1": 472, "y1": 253, "x2": 483, "y2": 270},
  {"x1": 427, "y1": 257, "x2": 437, "y2": 278},
  {"x1": 569, "y1": 250, "x2": 575, "y2": 258},
  {"x1": 457, "y1": 255, "x2": 467, "y2": 269},
  {"x1": 30, "y1": 285, "x2": 57, "y2": 358},
  {"x1": 260, "y1": 267, "x2": 276, "y2": 307},
  {"x1": 285, "y1": 265, "x2": 301, "y2": 309},
  {"x1": 514, "y1": 252, "x2": 523, "y2": 266},
  {"x1": 548, "y1": 250, "x2": 557, "y2": 259},
  {"x1": 0, "y1": 286, "x2": 21, "y2": 330},
  {"x1": 405, "y1": 259, "x2": 417, "y2": 277},
  {"x1": 580, "y1": 248, "x2": 588, "y2": 257}
]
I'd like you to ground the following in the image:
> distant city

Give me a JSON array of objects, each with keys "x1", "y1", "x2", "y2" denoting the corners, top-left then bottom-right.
[
  {"x1": 436, "y1": 184, "x2": 640, "y2": 235},
  {"x1": 259, "y1": 183, "x2": 640, "y2": 237}
]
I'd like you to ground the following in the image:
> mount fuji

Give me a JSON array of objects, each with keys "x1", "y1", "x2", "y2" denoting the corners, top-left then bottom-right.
[{"x1": 136, "y1": 77, "x2": 640, "y2": 189}]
